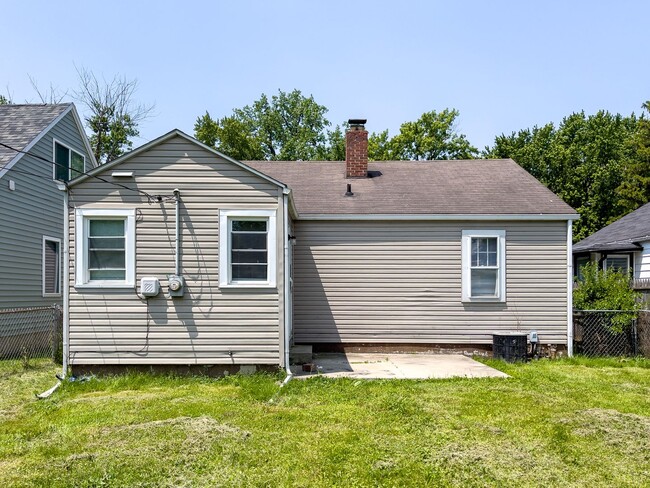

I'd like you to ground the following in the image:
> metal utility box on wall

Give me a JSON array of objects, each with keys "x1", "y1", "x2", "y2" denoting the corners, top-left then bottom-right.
[
  {"x1": 168, "y1": 275, "x2": 184, "y2": 297},
  {"x1": 140, "y1": 277, "x2": 160, "y2": 297}
]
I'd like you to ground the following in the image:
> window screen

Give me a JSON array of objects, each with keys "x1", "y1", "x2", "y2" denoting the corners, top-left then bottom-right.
[{"x1": 230, "y1": 220, "x2": 268, "y2": 281}]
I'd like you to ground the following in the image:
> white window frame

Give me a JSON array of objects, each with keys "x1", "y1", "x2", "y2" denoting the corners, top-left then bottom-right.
[
  {"x1": 219, "y1": 209, "x2": 277, "y2": 288},
  {"x1": 603, "y1": 254, "x2": 630, "y2": 274},
  {"x1": 53, "y1": 138, "x2": 86, "y2": 181},
  {"x1": 75, "y1": 208, "x2": 136, "y2": 288},
  {"x1": 461, "y1": 229, "x2": 506, "y2": 302},
  {"x1": 42, "y1": 236, "x2": 61, "y2": 297}
]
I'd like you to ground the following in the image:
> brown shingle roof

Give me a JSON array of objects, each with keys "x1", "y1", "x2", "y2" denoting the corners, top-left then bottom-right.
[{"x1": 245, "y1": 159, "x2": 576, "y2": 216}]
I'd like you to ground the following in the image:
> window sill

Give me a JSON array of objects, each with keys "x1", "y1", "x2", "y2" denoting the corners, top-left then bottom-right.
[
  {"x1": 219, "y1": 282, "x2": 277, "y2": 289},
  {"x1": 42, "y1": 293, "x2": 62, "y2": 298},
  {"x1": 75, "y1": 283, "x2": 135, "y2": 289},
  {"x1": 462, "y1": 296, "x2": 505, "y2": 303}
]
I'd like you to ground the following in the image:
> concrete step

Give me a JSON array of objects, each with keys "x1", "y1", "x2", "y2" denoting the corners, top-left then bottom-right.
[{"x1": 290, "y1": 344, "x2": 312, "y2": 364}]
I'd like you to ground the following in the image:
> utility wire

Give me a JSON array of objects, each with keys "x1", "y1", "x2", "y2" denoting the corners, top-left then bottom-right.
[{"x1": 0, "y1": 141, "x2": 173, "y2": 203}]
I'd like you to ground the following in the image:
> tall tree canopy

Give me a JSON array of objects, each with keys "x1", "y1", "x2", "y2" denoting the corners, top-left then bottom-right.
[
  {"x1": 388, "y1": 109, "x2": 478, "y2": 160},
  {"x1": 484, "y1": 110, "x2": 642, "y2": 241},
  {"x1": 195, "y1": 89, "x2": 332, "y2": 161},
  {"x1": 195, "y1": 91, "x2": 475, "y2": 162},
  {"x1": 74, "y1": 67, "x2": 153, "y2": 164}
]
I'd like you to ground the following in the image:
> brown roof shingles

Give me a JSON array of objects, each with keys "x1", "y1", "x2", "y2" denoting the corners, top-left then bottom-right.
[{"x1": 246, "y1": 159, "x2": 576, "y2": 216}]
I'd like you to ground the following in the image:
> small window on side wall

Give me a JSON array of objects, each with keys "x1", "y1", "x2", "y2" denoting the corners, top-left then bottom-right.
[
  {"x1": 219, "y1": 209, "x2": 277, "y2": 288},
  {"x1": 75, "y1": 209, "x2": 136, "y2": 288},
  {"x1": 42, "y1": 237, "x2": 61, "y2": 296},
  {"x1": 53, "y1": 140, "x2": 85, "y2": 182},
  {"x1": 461, "y1": 230, "x2": 506, "y2": 302}
]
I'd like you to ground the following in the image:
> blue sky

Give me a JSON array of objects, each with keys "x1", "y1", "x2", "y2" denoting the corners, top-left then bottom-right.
[{"x1": 2, "y1": 1, "x2": 648, "y2": 151}]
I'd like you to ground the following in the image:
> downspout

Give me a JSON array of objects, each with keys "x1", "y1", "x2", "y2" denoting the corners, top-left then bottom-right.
[
  {"x1": 39, "y1": 184, "x2": 68, "y2": 398},
  {"x1": 281, "y1": 189, "x2": 293, "y2": 386},
  {"x1": 567, "y1": 220, "x2": 574, "y2": 357},
  {"x1": 62, "y1": 185, "x2": 70, "y2": 376},
  {"x1": 174, "y1": 189, "x2": 180, "y2": 275}
]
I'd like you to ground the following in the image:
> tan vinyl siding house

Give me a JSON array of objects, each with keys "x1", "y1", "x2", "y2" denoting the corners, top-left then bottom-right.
[
  {"x1": 67, "y1": 132, "x2": 288, "y2": 368},
  {"x1": 65, "y1": 121, "x2": 577, "y2": 372},
  {"x1": 292, "y1": 220, "x2": 568, "y2": 345}
]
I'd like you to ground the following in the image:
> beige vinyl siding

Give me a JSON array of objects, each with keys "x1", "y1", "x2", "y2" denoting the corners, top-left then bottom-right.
[
  {"x1": 293, "y1": 220, "x2": 568, "y2": 345},
  {"x1": 0, "y1": 110, "x2": 91, "y2": 309},
  {"x1": 68, "y1": 136, "x2": 283, "y2": 365}
]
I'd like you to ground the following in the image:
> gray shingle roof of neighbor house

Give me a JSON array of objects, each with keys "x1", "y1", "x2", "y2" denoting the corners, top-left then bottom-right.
[
  {"x1": 246, "y1": 159, "x2": 577, "y2": 216},
  {"x1": 0, "y1": 103, "x2": 71, "y2": 167},
  {"x1": 573, "y1": 201, "x2": 650, "y2": 253}
]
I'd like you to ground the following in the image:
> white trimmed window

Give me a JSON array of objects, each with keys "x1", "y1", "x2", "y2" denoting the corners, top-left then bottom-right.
[
  {"x1": 53, "y1": 139, "x2": 85, "y2": 182},
  {"x1": 42, "y1": 236, "x2": 61, "y2": 296},
  {"x1": 603, "y1": 254, "x2": 630, "y2": 274},
  {"x1": 461, "y1": 230, "x2": 506, "y2": 302},
  {"x1": 219, "y1": 209, "x2": 277, "y2": 288},
  {"x1": 75, "y1": 209, "x2": 136, "y2": 288}
]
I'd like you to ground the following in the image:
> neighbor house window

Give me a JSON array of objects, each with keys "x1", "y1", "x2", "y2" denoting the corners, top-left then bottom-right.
[
  {"x1": 603, "y1": 254, "x2": 630, "y2": 274},
  {"x1": 219, "y1": 209, "x2": 277, "y2": 287},
  {"x1": 42, "y1": 236, "x2": 61, "y2": 296},
  {"x1": 461, "y1": 230, "x2": 506, "y2": 302},
  {"x1": 575, "y1": 255, "x2": 590, "y2": 281},
  {"x1": 75, "y1": 209, "x2": 136, "y2": 288},
  {"x1": 53, "y1": 140, "x2": 85, "y2": 182}
]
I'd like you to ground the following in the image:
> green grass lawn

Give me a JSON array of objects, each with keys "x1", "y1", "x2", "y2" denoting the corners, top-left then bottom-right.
[{"x1": 1, "y1": 357, "x2": 649, "y2": 487}]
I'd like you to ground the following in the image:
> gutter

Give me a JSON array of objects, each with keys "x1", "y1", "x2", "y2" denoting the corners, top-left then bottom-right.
[{"x1": 282, "y1": 189, "x2": 293, "y2": 386}]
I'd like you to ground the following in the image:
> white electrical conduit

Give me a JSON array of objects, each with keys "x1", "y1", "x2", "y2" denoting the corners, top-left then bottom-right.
[{"x1": 174, "y1": 189, "x2": 181, "y2": 276}]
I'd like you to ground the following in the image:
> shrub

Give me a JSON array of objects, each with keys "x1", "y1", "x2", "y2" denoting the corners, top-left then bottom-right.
[{"x1": 574, "y1": 262, "x2": 641, "y2": 331}]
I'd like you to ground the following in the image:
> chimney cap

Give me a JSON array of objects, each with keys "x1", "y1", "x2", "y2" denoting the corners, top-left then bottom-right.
[{"x1": 348, "y1": 118, "x2": 367, "y2": 127}]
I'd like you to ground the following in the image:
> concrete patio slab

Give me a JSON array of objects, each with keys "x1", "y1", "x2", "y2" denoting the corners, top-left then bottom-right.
[{"x1": 291, "y1": 352, "x2": 509, "y2": 380}]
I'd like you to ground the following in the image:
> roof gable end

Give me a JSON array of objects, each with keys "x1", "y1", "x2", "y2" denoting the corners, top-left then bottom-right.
[{"x1": 68, "y1": 129, "x2": 286, "y2": 189}]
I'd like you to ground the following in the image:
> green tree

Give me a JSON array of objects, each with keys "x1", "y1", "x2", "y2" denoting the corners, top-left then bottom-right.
[
  {"x1": 485, "y1": 110, "x2": 639, "y2": 241},
  {"x1": 195, "y1": 89, "x2": 330, "y2": 161},
  {"x1": 0, "y1": 95, "x2": 10, "y2": 105},
  {"x1": 616, "y1": 101, "x2": 650, "y2": 214},
  {"x1": 74, "y1": 67, "x2": 153, "y2": 164},
  {"x1": 368, "y1": 130, "x2": 394, "y2": 160},
  {"x1": 390, "y1": 109, "x2": 478, "y2": 160}
]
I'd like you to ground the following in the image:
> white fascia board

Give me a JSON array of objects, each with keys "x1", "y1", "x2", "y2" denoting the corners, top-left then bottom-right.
[
  {"x1": 0, "y1": 104, "x2": 73, "y2": 181},
  {"x1": 297, "y1": 213, "x2": 580, "y2": 221},
  {"x1": 69, "y1": 104, "x2": 98, "y2": 168},
  {"x1": 67, "y1": 129, "x2": 288, "y2": 190}
]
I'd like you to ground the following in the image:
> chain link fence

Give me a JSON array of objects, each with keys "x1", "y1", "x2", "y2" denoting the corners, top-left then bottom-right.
[
  {"x1": 573, "y1": 310, "x2": 650, "y2": 357},
  {"x1": 0, "y1": 305, "x2": 62, "y2": 364}
]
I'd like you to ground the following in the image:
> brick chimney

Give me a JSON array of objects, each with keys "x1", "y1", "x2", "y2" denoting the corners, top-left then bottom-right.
[{"x1": 345, "y1": 119, "x2": 368, "y2": 178}]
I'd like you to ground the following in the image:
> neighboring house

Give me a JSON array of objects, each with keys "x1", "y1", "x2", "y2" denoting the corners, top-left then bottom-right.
[
  {"x1": 573, "y1": 202, "x2": 650, "y2": 282},
  {"x1": 65, "y1": 121, "x2": 577, "y2": 373},
  {"x1": 0, "y1": 103, "x2": 95, "y2": 310}
]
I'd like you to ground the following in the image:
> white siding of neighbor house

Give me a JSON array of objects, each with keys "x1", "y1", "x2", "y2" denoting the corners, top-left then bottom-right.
[
  {"x1": 0, "y1": 110, "x2": 91, "y2": 309},
  {"x1": 67, "y1": 136, "x2": 284, "y2": 365},
  {"x1": 293, "y1": 220, "x2": 569, "y2": 345}
]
